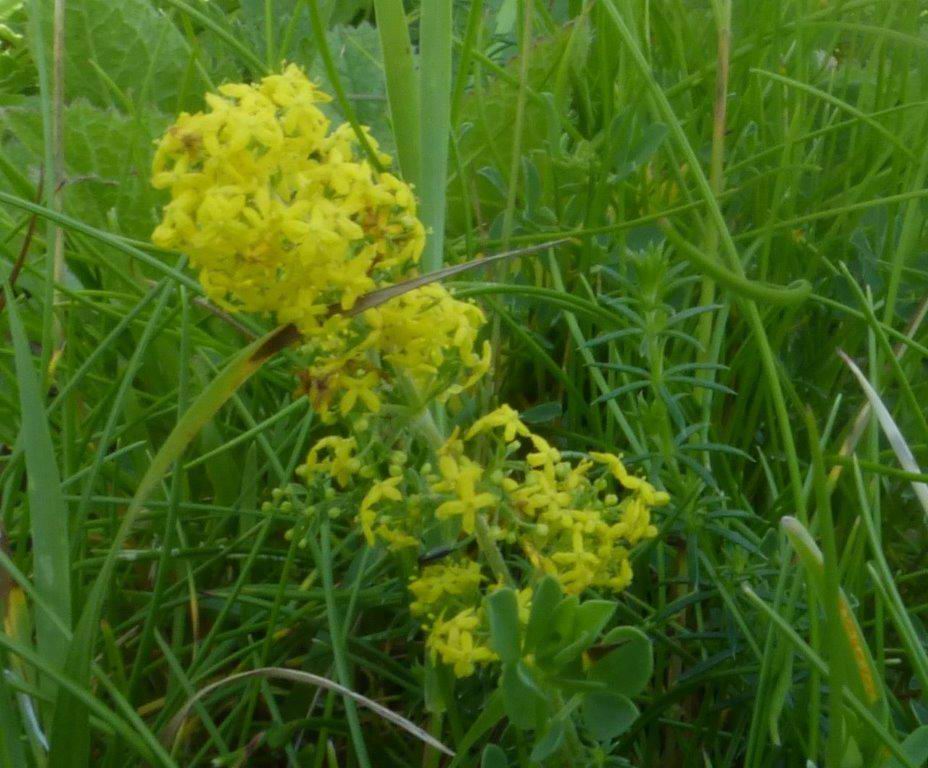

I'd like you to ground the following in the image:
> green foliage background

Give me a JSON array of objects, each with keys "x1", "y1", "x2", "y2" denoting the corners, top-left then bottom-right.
[{"x1": 0, "y1": 0, "x2": 927, "y2": 766}]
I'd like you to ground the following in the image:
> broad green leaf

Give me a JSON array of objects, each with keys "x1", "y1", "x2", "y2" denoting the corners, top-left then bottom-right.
[
  {"x1": 481, "y1": 744, "x2": 508, "y2": 768},
  {"x1": 536, "y1": 594, "x2": 578, "y2": 663},
  {"x1": 591, "y1": 627, "x2": 653, "y2": 697},
  {"x1": 500, "y1": 661, "x2": 544, "y2": 730},
  {"x1": 574, "y1": 600, "x2": 615, "y2": 640},
  {"x1": 486, "y1": 588, "x2": 521, "y2": 663},
  {"x1": 35, "y1": 0, "x2": 205, "y2": 112},
  {"x1": 581, "y1": 691, "x2": 639, "y2": 742},
  {"x1": 551, "y1": 600, "x2": 615, "y2": 667},
  {"x1": 0, "y1": 100, "x2": 169, "y2": 238},
  {"x1": 530, "y1": 717, "x2": 566, "y2": 762}
]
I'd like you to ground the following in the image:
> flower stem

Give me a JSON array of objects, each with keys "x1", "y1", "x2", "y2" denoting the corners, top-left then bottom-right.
[{"x1": 412, "y1": 398, "x2": 513, "y2": 585}]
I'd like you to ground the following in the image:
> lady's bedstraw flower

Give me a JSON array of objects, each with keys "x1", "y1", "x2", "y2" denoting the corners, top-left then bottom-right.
[
  {"x1": 426, "y1": 607, "x2": 498, "y2": 678},
  {"x1": 359, "y1": 476, "x2": 414, "y2": 548},
  {"x1": 152, "y1": 65, "x2": 490, "y2": 419},
  {"x1": 303, "y1": 436, "x2": 359, "y2": 488},
  {"x1": 448, "y1": 405, "x2": 668, "y2": 596},
  {"x1": 156, "y1": 71, "x2": 669, "y2": 683},
  {"x1": 151, "y1": 65, "x2": 416, "y2": 334}
]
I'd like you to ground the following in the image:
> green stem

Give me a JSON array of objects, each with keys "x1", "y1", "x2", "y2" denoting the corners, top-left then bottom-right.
[
  {"x1": 419, "y1": 0, "x2": 453, "y2": 272},
  {"x1": 306, "y1": 520, "x2": 373, "y2": 768}
]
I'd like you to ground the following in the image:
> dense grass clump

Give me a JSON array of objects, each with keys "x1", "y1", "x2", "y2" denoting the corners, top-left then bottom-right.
[{"x1": 0, "y1": 1, "x2": 927, "y2": 766}]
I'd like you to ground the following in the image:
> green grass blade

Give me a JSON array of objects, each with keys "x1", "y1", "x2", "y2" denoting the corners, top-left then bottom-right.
[
  {"x1": 47, "y1": 322, "x2": 299, "y2": 768},
  {"x1": 418, "y1": 0, "x2": 453, "y2": 272},
  {"x1": 4, "y1": 285, "x2": 71, "y2": 701},
  {"x1": 373, "y1": 0, "x2": 421, "y2": 185}
]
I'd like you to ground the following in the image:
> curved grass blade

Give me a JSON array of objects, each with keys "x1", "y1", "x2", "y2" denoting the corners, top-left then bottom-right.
[
  {"x1": 162, "y1": 668, "x2": 454, "y2": 757},
  {"x1": 838, "y1": 350, "x2": 928, "y2": 521}
]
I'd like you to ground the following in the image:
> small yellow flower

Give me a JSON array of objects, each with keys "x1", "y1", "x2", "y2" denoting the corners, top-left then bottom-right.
[
  {"x1": 590, "y1": 452, "x2": 670, "y2": 507},
  {"x1": 465, "y1": 404, "x2": 530, "y2": 442},
  {"x1": 304, "y1": 436, "x2": 359, "y2": 488},
  {"x1": 358, "y1": 476, "x2": 403, "y2": 546},
  {"x1": 426, "y1": 607, "x2": 498, "y2": 678},
  {"x1": 338, "y1": 370, "x2": 382, "y2": 416},
  {"x1": 432, "y1": 454, "x2": 497, "y2": 534}
]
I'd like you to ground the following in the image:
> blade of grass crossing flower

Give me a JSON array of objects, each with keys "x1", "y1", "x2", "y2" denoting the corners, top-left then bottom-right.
[
  {"x1": 838, "y1": 350, "x2": 928, "y2": 521},
  {"x1": 346, "y1": 239, "x2": 570, "y2": 315},
  {"x1": 373, "y1": 0, "x2": 421, "y2": 185},
  {"x1": 4, "y1": 286, "x2": 71, "y2": 704},
  {"x1": 418, "y1": 0, "x2": 453, "y2": 272}
]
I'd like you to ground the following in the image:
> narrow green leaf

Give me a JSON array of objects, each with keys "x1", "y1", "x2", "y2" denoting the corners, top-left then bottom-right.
[
  {"x1": 5, "y1": 285, "x2": 71, "y2": 699},
  {"x1": 373, "y1": 0, "x2": 420, "y2": 185},
  {"x1": 418, "y1": 0, "x2": 453, "y2": 271},
  {"x1": 47, "y1": 322, "x2": 299, "y2": 768}
]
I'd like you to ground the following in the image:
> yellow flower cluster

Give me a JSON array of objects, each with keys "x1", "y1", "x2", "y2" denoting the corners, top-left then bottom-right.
[
  {"x1": 152, "y1": 65, "x2": 490, "y2": 418},
  {"x1": 299, "y1": 404, "x2": 667, "y2": 678},
  {"x1": 441, "y1": 406, "x2": 668, "y2": 595},
  {"x1": 161, "y1": 69, "x2": 670, "y2": 683},
  {"x1": 303, "y1": 435, "x2": 359, "y2": 488},
  {"x1": 426, "y1": 607, "x2": 498, "y2": 678},
  {"x1": 152, "y1": 65, "x2": 418, "y2": 332},
  {"x1": 409, "y1": 565, "x2": 534, "y2": 678}
]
